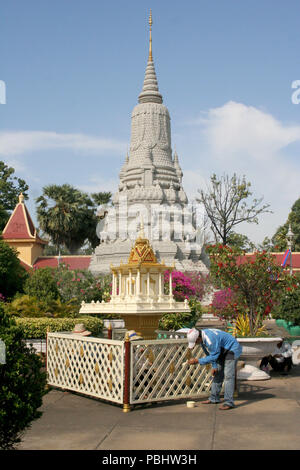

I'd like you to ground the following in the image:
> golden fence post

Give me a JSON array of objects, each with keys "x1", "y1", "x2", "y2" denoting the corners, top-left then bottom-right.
[
  {"x1": 123, "y1": 332, "x2": 131, "y2": 413},
  {"x1": 45, "y1": 327, "x2": 50, "y2": 389},
  {"x1": 46, "y1": 327, "x2": 50, "y2": 371},
  {"x1": 108, "y1": 322, "x2": 112, "y2": 340}
]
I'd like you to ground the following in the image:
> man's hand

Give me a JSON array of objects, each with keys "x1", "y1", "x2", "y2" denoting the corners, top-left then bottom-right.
[{"x1": 188, "y1": 358, "x2": 199, "y2": 365}]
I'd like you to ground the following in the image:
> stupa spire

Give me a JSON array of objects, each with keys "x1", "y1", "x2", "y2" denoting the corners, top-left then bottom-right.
[
  {"x1": 138, "y1": 10, "x2": 163, "y2": 104},
  {"x1": 148, "y1": 9, "x2": 153, "y2": 61}
]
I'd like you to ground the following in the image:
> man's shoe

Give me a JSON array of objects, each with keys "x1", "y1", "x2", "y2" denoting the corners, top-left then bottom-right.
[
  {"x1": 201, "y1": 400, "x2": 220, "y2": 404},
  {"x1": 219, "y1": 404, "x2": 234, "y2": 410}
]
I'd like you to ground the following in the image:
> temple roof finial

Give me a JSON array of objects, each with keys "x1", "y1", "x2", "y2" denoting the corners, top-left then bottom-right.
[
  {"x1": 19, "y1": 193, "x2": 25, "y2": 204},
  {"x1": 139, "y1": 214, "x2": 145, "y2": 238},
  {"x1": 138, "y1": 10, "x2": 163, "y2": 104},
  {"x1": 148, "y1": 9, "x2": 153, "y2": 62}
]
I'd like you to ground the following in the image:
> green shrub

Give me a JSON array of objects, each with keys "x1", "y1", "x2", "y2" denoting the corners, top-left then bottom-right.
[
  {"x1": 54, "y1": 264, "x2": 111, "y2": 304},
  {"x1": 0, "y1": 240, "x2": 28, "y2": 300},
  {"x1": 158, "y1": 299, "x2": 202, "y2": 331},
  {"x1": 24, "y1": 267, "x2": 60, "y2": 303},
  {"x1": 273, "y1": 289, "x2": 300, "y2": 326},
  {"x1": 15, "y1": 316, "x2": 103, "y2": 339},
  {"x1": 0, "y1": 304, "x2": 47, "y2": 449},
  {"x1": 4, "y1": 294, "x2": 42, "y2": 317},
  {"x1": 4, "y1": 294, "x2": 80, "y2": 318}
]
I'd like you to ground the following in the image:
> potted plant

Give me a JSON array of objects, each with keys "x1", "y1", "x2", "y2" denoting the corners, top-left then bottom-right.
[{"x1": 207, "y1": 244, "x2": 286, "y2": 380}]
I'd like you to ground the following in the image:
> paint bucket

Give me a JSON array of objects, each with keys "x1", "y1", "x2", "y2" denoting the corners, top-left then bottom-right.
[{"x1": 186, "y1": 401, "x2": 196, "y2": 408}]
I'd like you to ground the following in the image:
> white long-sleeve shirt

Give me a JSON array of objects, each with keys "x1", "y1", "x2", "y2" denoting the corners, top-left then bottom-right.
[{"x1": 272, "y1": 342, "x2": 292, "y2": 363}]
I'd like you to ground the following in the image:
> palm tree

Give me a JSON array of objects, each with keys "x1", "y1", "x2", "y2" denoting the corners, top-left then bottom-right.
[{"x1": 36, "y1": 185, "x2": 96, "y2": 254}]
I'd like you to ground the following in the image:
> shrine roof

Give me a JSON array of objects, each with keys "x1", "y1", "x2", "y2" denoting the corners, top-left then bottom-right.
[{"x1": 2, "y1": 195, "x2": 46, "y2": 244}]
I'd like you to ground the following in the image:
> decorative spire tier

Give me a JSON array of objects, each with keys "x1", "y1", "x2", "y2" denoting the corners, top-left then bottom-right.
[{"x1": 138, "y1": 11, "x2": 162, "y2": 105}]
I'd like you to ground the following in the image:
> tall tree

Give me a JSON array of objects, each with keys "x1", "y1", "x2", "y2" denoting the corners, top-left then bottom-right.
[
  {"x1": 257, "y1": 236, "x2": 274, "y2": 252},
  {"x1": 272, "y1": 198, "x2": 300, "y2": 251},
  {"x1": 0, "y1": 161, "x2": 29, "y2": 230},
  {"x1": 36, "y1": 185, "x2": 111, "y2": 254},
  {"x1": 85, "y1": 191, "x2": 112, "y2": 250},
  {"x1": 0, "y1": 240, "x2": 28, "y2": 299},
  {"x1": 197, "y1": 173, "x2": 271, "y2": 245},
  {"x1": 226, "y1": 231, "x2": 256, "y2": 252},
  {"x1": 91, "y1": 192, "x2": 112, "y2": 206}
]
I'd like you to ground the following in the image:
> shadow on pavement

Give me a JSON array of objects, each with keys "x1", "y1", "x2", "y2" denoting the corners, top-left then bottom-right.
[{"x1": 235, "y1": 382, "x2": 275, "y2": 408}]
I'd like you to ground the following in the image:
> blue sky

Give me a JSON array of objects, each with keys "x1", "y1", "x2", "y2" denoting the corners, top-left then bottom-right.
[{"x1": 1, "y1": 0, "x2": 300, "y2": 244}]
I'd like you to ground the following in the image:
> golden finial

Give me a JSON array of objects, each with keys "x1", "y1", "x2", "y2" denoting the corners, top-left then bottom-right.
[
  {"x1": 138, "y1": 214, "x2": 145, "y2": 238},
  {"x1": 148, "y1": 9, "x2": 153, "y2": 61},
  {"x1": 19, "y1": 193, "x2": 25, "y2": 204}
]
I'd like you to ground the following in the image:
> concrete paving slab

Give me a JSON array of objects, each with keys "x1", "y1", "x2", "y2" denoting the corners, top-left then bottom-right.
[
  {"x1": 18, "y1": 426, "x2": 115, "y2": 450},
  {"x1": 97, "y1": 425, "x2": 213, "y2": 450},
  {"x1": 117, "y1": 402, "x2": 215, "y2": 429},
  {"x1": 215, "y1": 402, "x2": 300, "y2": 432},
  {"x1": 18, "y1": 367, "x2": 300, "y2": 450},
  {"x1": 214, "y1": 429, "x2": 300, "y2": 450},
  {"x1": 40, "y1": 389, "x2": 65, "y2": 409}
]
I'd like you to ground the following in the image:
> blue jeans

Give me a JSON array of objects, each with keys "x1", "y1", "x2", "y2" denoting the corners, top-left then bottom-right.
[{"x1": 210, "y1": 359, "x2": 237, "y2": 407}]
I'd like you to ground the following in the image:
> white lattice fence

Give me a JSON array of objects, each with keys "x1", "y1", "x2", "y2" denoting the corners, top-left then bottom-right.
[
  {"x1": 47, "y1": 333, "x2": 124, "y2": 404},
  {"x1": 130, "y1": 339, "x2": 214, "y2": 404}
]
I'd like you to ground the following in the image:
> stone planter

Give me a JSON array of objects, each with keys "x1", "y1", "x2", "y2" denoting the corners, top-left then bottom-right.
[
  {"x1": 288, "y1": 326, "x2": 300, "y2": 336},
  {"x1": 237, "y1": 337, "x2": 282, "y2": 381}
]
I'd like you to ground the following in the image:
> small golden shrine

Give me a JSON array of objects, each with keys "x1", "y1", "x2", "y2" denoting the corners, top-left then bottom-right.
[{"x1": 80, "y1": 222, "x2": 190, "y2": 339}]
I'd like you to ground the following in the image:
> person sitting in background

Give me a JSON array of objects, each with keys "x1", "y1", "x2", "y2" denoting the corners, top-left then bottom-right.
[{"x1": 260, "y1": 339, "x2": 293, "y2": 375}]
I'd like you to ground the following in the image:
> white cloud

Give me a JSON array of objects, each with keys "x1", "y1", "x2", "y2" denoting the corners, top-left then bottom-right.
[
  {"x1": 201, "y1": 101, "x2": 300, "y2": 159},
  {"x1": 0, "y1": 130, "x2": 126, "y2": 157},
  {"x1": 78, "y1": 175, "x2": 119, "y2": 195}
]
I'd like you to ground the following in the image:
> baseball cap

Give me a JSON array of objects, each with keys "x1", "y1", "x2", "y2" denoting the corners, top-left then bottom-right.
[{"x1": 187, "y1": 328, "x2": 200, "y2": 349}]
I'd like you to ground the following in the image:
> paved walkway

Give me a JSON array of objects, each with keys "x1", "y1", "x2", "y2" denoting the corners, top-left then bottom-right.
[{"x1": 19, "y1": 366, "x2": 300, "y2": 450}]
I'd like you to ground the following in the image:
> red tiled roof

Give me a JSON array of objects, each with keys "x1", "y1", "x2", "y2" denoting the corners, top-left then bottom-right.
[
  {"x1": 33, "y1": 256, "x2": 92, "y2": 270},
  {"x1": 2, "y1": 200, "x2": 46, "y2": 244},
  {"x1": 20, "y1": 259, "x2": 33, "y2": 272},
  {"x1": 240, "y1": 252, "x2": 300, "y2": 271},
  {"x1": 2, "y1": 204, "x2": 35, "y2": 239}
]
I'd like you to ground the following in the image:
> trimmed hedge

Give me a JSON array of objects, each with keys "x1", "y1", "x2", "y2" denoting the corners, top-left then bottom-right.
[{"x1": 15, "y1": 316, "x2": 103, "y2": 339}]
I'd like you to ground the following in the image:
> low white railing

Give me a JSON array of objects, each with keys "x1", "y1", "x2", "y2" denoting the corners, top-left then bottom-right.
[
  {"x1": 47, "y1": 332, "x2": 125, "y2": 404},
  {"x1": 46, "y1": 332, "x2": 216, "y2": 410},
  {"x1": 130, "y1": 339, "x2": 213, "y2": 404}
]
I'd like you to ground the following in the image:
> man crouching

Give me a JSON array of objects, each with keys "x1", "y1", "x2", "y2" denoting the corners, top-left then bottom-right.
[{"x1": 187, "y1": 328, "x2": 242, "y2": 410}]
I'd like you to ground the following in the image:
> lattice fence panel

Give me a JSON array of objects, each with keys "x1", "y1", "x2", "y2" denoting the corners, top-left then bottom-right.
[
  {"x1": 130, "y1": 339, "x2": 214, "y2": 404},
  {"x1": 47, "y1": 333, "x2": 124, "y2": 404}
]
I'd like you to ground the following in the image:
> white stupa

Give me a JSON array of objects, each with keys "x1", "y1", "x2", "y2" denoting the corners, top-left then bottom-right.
[{"x1": 89, "y1": 11, "x2": 208, "y2": 275}]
